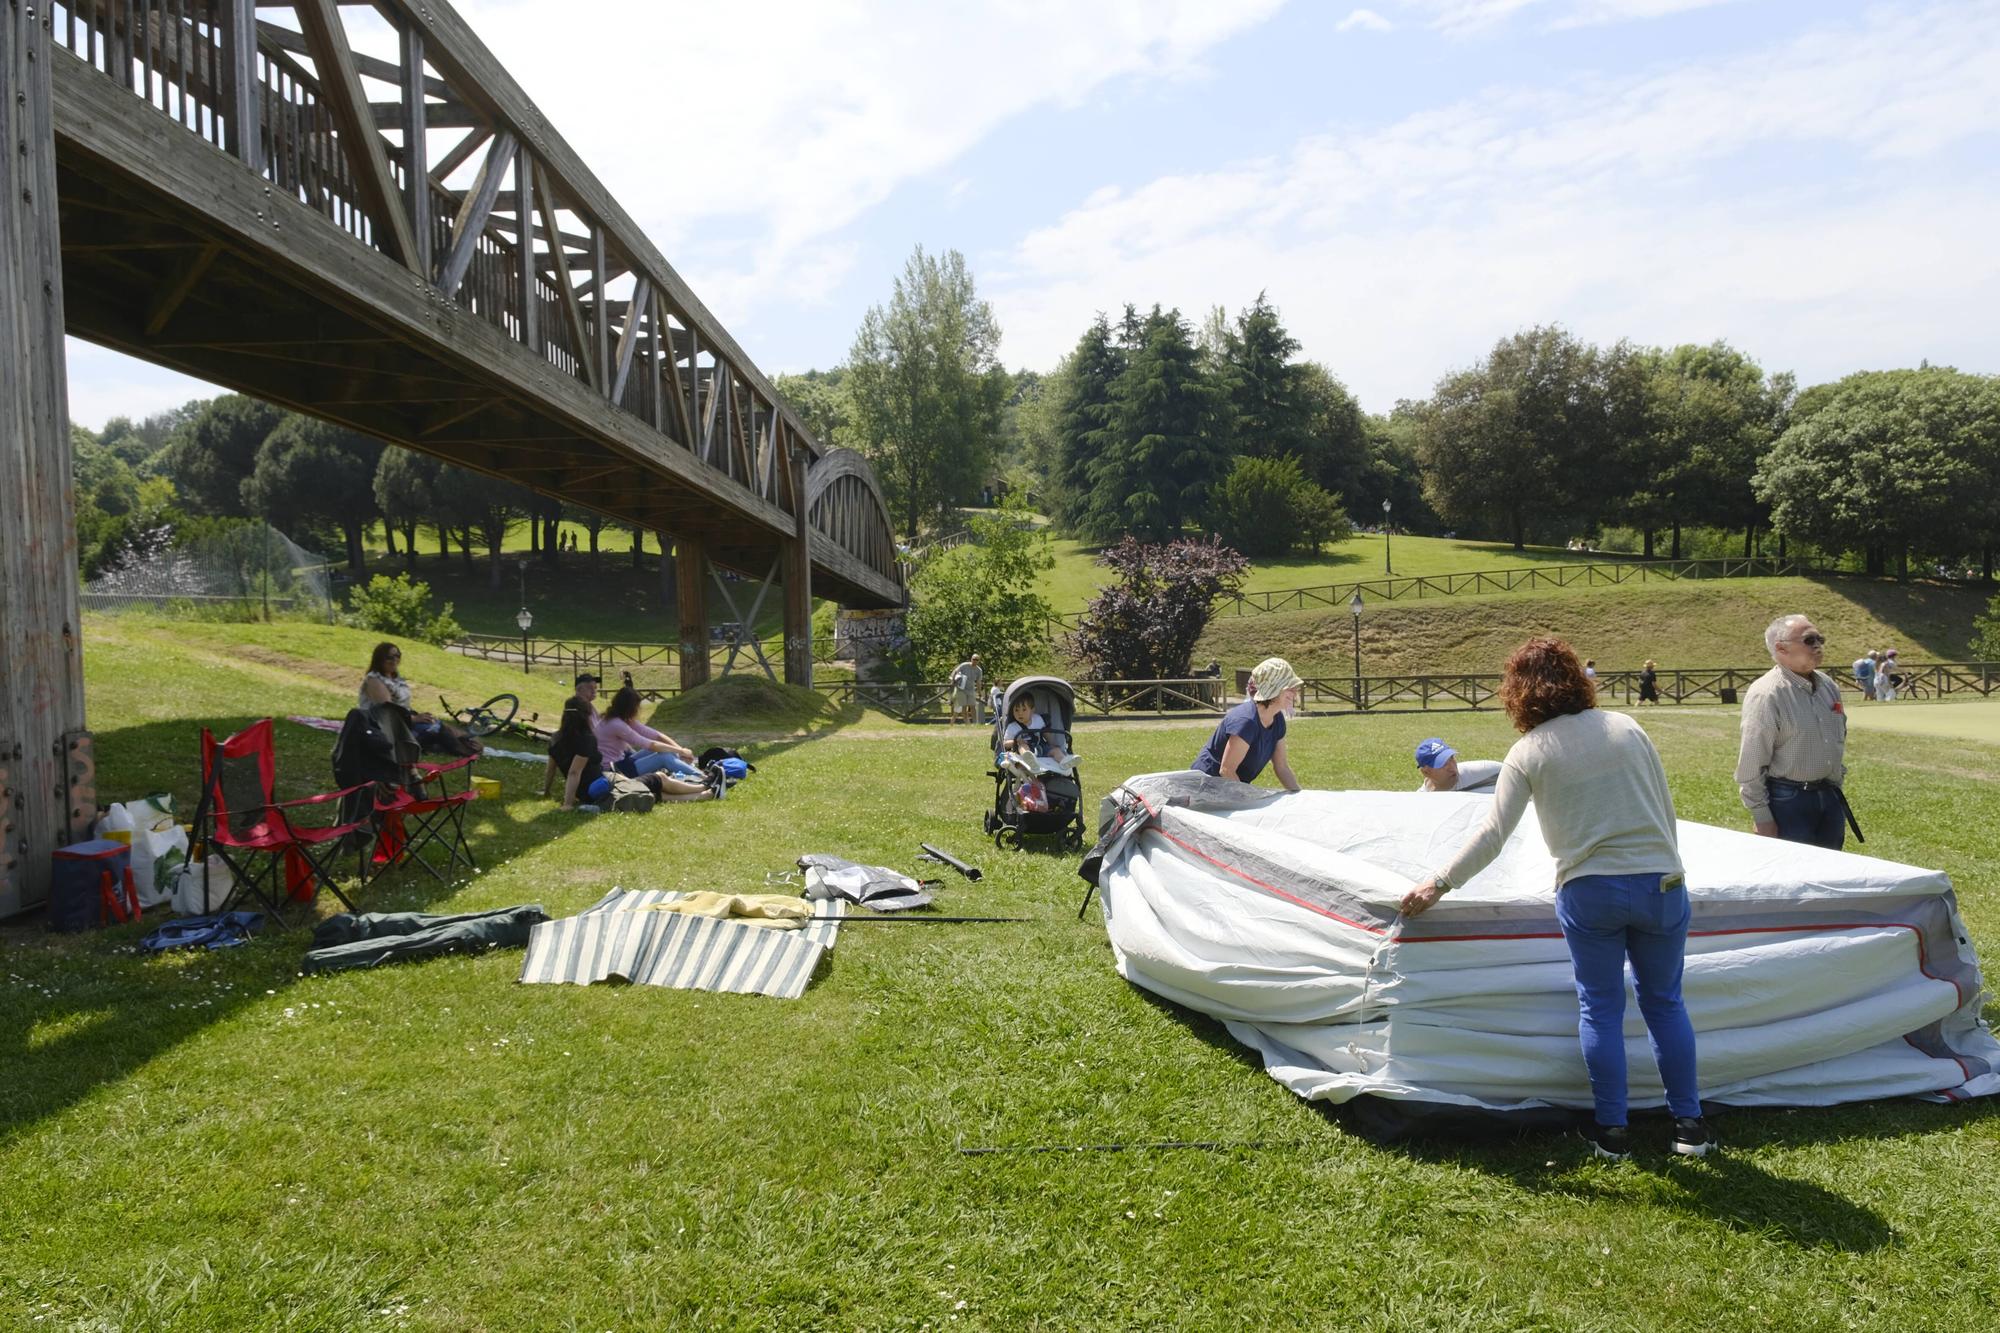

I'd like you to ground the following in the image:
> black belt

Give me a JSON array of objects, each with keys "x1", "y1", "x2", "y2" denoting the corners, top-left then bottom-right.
[{"x1": 1768, "y1": 778, "x2": 1865, "y2": 842}]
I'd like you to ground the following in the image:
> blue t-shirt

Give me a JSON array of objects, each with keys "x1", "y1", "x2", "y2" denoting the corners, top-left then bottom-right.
[{"x1": 1191, "y1": 701, "x2": 1286, "y2": 783}]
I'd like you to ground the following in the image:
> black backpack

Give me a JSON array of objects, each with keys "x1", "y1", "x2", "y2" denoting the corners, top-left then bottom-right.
[{"x1": 697, "y1": 746, "x2": 757, "y2": 774}]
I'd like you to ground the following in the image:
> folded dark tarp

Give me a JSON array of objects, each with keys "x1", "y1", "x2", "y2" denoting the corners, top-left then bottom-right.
[
  {"x1": 141, "y1": 912, "x2": 262, "y2": 952},
  {"x1": 302, "y1": 904, "x2": 550, "y2": 974}
]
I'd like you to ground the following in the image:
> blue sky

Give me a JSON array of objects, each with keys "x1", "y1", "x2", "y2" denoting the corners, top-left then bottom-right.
[{"x1": 67, "y1": 0, "x2": 2000, "y2": 428}]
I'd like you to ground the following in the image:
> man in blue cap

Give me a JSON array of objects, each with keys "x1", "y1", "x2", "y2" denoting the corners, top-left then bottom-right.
[{"x1": 1415, "y1": 737, "x2": 1500, "y2": 793}]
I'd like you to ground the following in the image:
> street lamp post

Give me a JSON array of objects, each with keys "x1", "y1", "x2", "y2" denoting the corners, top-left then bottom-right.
[
  {"x1": 516, "y1": 606, "x2": 533, "y2": 675},
  {"x1": 1349, "y1": 590, "x2": 1364, "y2": 712},
  {"x1": 1382, "y1": 498, "x2": 1393, "y2": 574}
]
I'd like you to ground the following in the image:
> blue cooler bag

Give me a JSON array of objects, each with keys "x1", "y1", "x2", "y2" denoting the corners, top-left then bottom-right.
[{"x1": 50, "y1": 839, "x2": 141, "y2": 933}]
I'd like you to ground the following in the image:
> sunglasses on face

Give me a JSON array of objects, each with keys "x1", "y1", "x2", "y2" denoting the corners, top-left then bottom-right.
[{"x1": 1791, "y1": 634, "x2": 1825, "y2": 648}]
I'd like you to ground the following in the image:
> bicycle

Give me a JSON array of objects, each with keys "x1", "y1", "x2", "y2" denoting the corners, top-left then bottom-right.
[{"x1": 443, "y1": 692, "x2": 520, "y2": 737}]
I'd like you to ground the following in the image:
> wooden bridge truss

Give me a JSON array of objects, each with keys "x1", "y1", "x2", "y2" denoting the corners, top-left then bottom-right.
[{"x1": 2, "y1": 0, "x2": 903, "y2": 913}]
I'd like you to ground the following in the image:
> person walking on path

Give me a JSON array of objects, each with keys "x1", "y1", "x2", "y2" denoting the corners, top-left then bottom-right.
[
  {"x1": 1189, "y1": 657, "x2": 1303, "y2": 792},
  {"x1": 1400, "y1": 638, "x2": 1713, "y2": 1161},
  {"x1": 1637, "y1": 659, "x2": 1661, "y2": 705},
  {"x1": 948, "y1": 654, "x2": 984, "y2": 725},
  {"x1": 1734, "y1": 614, "x2": 1849, "y2": 850}
]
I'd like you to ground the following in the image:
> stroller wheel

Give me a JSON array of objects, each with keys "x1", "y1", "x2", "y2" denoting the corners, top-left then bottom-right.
[
  {"x1": 996, "y1": 827, "x2": 1021, "y2": 851},
  {"x1": 983, "y1": 810, "x2": 996, "y2": 835}
]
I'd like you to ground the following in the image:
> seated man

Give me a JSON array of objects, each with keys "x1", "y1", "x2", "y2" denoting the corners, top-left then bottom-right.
[{"x1": 1414, "y1": 737, "x2": 1500, "y2": 793}]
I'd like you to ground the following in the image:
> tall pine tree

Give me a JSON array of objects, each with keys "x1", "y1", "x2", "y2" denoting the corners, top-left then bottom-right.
[
  {"x1": 1221, "y1": 293, "x2": 1312, "y2": 463},
  {"x1": 1088, "y1": 306, "x2": 1227, "y2": 543},
  {"x1": 1052, "y1": 315, "x2": 1123, "y2": 535}
]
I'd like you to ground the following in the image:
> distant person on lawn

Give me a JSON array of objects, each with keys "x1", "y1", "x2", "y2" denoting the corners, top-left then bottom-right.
[
  {"x1": 1638, "y1": 659, "x2": 1661, "y2": 705},
  {"x1": 1400, "y1": 637, "x2": 1713, "y2": 1161},
  {"x1": 1190, "y1": 657, "x2": 1302, "y2": 791},
  {"x1": 1734, "y1": 614, "x2": 1848, "y2": 850},
  {"x1": 949, "y1": 653, "x2": 984, "y2": 725},
  {"x1": 1852, "y1": 652, "x2": 1875, "y2": 701}
]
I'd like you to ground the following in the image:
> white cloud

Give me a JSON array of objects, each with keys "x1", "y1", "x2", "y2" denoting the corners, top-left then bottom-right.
[
  {"x1": 450, "y1": 0, "x2": 1286, "y2": 326},
  {"x1": 989, "y1": 2, "x2": 2000, "y2": 406},
  {"x1": 1400, "y1": 0, "x2": 1741, "y2": 36},
  {"x1": 1337, "y1": 8, "x2": 1396, "y2": 32}
]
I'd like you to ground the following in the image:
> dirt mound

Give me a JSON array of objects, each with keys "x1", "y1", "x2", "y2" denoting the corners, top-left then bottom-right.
[{"x1": 651, "y1": 674, "x2": 840, "y2": 733}]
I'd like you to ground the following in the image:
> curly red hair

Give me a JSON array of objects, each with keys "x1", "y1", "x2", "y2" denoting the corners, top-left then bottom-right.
[{"x1": 1498, "y1": 637, "x2": 1596, "y2": 733}]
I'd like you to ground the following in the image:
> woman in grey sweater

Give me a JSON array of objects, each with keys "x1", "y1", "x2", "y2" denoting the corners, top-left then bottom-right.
[{"x1": 1399, "y1": 638, "x2": 1714, "y2": 1161}]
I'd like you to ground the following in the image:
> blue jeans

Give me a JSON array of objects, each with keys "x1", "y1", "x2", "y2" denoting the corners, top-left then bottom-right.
[
  {"x1": 1767, "y1": 779, "x2": 1845, "y2": 850},
  {"x1": 619, "y1": 750, "x2": 700, "y2": 780},
  {"x1": 1555, "y1": 873, "x2": 1703, "y2": 1125}
]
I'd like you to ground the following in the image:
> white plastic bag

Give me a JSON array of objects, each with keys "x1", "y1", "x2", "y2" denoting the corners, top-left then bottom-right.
[
  {"x1": 100, "y1": 794, "x2": 187, "y2": 908},
  {"x1": 171, "y1": 856, "x2": 236, "y2": 916}
]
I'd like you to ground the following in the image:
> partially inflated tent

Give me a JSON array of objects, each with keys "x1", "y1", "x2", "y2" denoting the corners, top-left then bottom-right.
[{"x1": 1084, "y1": 772, "x2": 1999, "y2": 1117}]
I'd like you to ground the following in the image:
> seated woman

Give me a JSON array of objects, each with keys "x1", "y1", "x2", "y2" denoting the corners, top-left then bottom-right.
[
  {"x1": 359, "y1": 642, "x2": 481, "y2": 757},
  {"x1": 1000, "y1": 692, "x2": 1070, "y2": 767},
  {"x1": 598, "y1": 685, "x2": 706, "y2": 781},
  {"x1": 542, "y1": 685, "x2": 717, "y2": 811}
]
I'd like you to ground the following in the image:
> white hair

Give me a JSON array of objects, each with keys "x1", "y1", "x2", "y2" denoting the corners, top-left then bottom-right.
[{"x1": 1765, "y1": 614, "x2": 1811, "y2": 659}]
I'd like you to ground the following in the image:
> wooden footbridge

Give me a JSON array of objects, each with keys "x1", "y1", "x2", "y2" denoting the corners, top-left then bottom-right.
[{"x1": 1, "y1": 0, "x2": 905, "y2": 913}]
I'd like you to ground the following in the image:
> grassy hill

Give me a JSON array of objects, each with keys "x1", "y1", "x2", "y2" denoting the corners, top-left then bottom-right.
[{"x1": 1195, "y1": 575, "x2": 1993, "y2": 679}]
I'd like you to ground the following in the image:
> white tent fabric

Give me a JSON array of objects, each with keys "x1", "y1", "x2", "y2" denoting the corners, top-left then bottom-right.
[{"x1": 1089, "y1": 772, "x2": 2000, "y2": 1113}]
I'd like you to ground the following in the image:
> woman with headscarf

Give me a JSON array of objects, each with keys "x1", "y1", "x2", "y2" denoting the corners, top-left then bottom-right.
[
  {"x1": 1189, "y1": 656, "x2": 1303, "y2": 792},
  {"x1": 1399, "y1": 637, "x2": 1713, "y2": 1162}
]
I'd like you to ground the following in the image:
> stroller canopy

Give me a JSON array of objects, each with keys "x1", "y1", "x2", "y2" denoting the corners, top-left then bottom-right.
[
  {"x1": 990, "y1": 675, "x2": 1076, "y2": 754},
  {"x1": 1089, "y1": 771, "x2": 2000, "y2": 1119}
]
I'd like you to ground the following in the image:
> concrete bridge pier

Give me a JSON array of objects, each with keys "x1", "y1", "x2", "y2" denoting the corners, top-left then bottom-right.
[{"x1": 2, "y1": 0, "x2": 91, "y2": 917}]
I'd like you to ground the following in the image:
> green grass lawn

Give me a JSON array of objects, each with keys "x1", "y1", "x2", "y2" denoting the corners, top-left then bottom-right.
[
  {"x1": 1041, "y1": 531, "x2": 1665, "y2": 614},
  {"x1": 1199, "y1": 575, "x2": 1994, "y2": 680},
  {"x1": 3, "y1": 621, "x2": 1999, "y2": 1328}
]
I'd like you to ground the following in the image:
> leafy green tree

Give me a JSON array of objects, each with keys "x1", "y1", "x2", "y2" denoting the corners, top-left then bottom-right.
[
  {"x1": 1972, "y1": 591, "x2": 2000, "y2": 659},
  {"x1": 373, "y1": 448, "x2": 442, "y2": 570},
  {"x1": 1623, "y1": 342, "x2": 1791, "y2": 558},
  {"x1": 241, "y1": 415, "x2": 384, "y2": 572},
  {"x1": 346, "y1": 573, "x2": 462, "y2": 646},
  {"x1": 1755, "y1": 368, "x2": 2000, "y2": 576},
  {"x1": 904, "y1": 506, "x2": 1055, "y2": 678},
  {"x1": 157, "y1": 395, "x2": 285, "y2": 517},
  {"x1": 1413, "y1": 325, "x2": 1613, "y2": 550},
  {"x1": 1210, "y1": 455, "x2": 1352, "y2": 557},
  {"x1": 773, "y1": 370, "x2": 850, "y2": 449},
  {"x1": 1297, "y1": 362, "x2": 1373, "y2": 511},
  {"x1": 846, "y1": 246, "x2": 1010, "y2": 534},
  {"x1": 1066, "y1": 537, "x2": 1250, "y2": 681},
  {"x1": 1051, "y1": 314, "x2": 1124, "y2": 535},
  {"x1": 436, "y1": 466, "x2": 532, "y2": 588},
  {"x1": 1084, "y1": 306, "x2": 1228, "y2": 543}
]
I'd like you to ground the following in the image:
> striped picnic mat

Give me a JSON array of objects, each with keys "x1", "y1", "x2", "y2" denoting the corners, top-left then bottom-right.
[{"x1": 519, "y1": 889, "x2": 843, "y2": 999}]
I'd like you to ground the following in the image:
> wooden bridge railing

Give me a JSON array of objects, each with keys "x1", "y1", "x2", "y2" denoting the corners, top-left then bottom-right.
[{"x1": 46, "y1": 0, "x2": 901, "y2": 605}]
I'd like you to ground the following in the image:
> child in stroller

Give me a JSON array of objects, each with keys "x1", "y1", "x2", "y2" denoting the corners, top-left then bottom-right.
[{"x1": 985, "y1": 676, "x2": 1086, "y2": 851}]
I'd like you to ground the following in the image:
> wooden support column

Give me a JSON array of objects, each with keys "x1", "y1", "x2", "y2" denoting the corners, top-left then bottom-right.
[
  {"x1": 676, "y1": 535, "x2": 710, "y2": 692},
  {"x1": 2, "y1": 0, "x2": 90, "y2": 915},
  {"x1": 783, "y1": 447, "x2": 814, "y2": 687}
]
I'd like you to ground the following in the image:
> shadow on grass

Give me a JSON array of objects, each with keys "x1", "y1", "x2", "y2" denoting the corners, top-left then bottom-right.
[
  {"x1": 1121, "y1": 986, "x2": 1986, "y2": 1253},
  {"x1": 0, "y1": 713, "x2": 578, "y2": 1147},
  {"x1": 1804, "y1": 574, "x2": 1996, "y2": 659}
]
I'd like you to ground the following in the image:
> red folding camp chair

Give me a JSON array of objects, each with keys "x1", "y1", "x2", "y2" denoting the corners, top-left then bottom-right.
[
  {"x1": 369, "y1": 755, "x2": 480, "y2": 885},
  {"x1": 194, "y1": 720, "x2": 372, "y2": 926}
]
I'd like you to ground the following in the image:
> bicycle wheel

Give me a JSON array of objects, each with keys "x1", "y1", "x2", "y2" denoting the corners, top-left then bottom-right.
[{"x1": 461, "y1": 692, "x2": 520, "y2": 736}]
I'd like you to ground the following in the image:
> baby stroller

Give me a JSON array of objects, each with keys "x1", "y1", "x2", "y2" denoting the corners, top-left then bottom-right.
[{"x1": 984, "y1": 675, "x2": 1086, "y2": 852}]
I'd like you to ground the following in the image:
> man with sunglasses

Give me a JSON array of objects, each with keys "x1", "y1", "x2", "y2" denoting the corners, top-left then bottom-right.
[{"x1": 1734, "y1": 614, "x2": 1851, "y2": 849}]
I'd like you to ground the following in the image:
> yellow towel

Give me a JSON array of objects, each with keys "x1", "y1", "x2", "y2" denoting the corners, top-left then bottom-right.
[{"x1": 634, "y1": 892, "x2": 813, "y2": 929}]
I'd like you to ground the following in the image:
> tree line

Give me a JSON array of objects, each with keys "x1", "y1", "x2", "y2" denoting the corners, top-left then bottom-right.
[
  {"x1": 787, "y1": 245, "x2": 1999, "y2": 581},
  {"x1": 72, "y1": 398, "x2": 678, "y2": 587}
]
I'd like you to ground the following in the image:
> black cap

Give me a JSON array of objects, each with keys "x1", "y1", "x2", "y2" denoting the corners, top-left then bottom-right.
[{"x1": 574, "y1": 672, "x2": 601, "y2": 686}]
